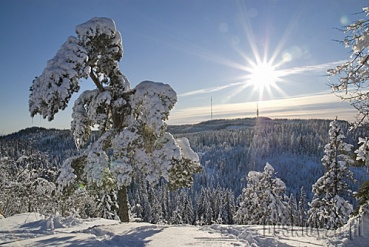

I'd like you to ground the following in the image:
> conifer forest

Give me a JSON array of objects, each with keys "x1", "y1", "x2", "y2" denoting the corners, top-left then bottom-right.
[{"x1": 1, "y1": 118, "x2": 369, "y2": 228}]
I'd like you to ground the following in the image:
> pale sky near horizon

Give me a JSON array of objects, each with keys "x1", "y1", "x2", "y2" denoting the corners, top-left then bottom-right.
[{"x1": 0, "y1": 0, "x2": 367, "y2": 134}]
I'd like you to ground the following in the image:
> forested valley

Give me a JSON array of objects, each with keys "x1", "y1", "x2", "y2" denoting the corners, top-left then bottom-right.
[{"x1": 1, "y1": 117, "x2": 368, "y2": 226}]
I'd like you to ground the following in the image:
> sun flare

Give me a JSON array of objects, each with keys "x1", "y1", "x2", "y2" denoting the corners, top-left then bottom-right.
[
  {"x1": 241, "y1": 59, "x2": 285, "y2": 100},
  {"x1": 249, "y1": 61, "x2": 279, "y2": 91}
]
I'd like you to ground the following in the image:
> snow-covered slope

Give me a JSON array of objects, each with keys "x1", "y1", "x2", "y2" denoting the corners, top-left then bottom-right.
[{"x1": 2, "y1": 213, "x2": 369, "y2": 246}]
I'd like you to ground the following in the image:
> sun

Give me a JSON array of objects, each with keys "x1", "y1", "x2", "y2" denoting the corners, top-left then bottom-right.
[
  {"x1": 249, "y1": 61, "x2": 279, "y2": 91},
  {"x1": 219, "y1": 57, "x2": 286, "y2": 103},
  {"x1": 243, "y1": 60, "x2": 282, "y2": 99}
]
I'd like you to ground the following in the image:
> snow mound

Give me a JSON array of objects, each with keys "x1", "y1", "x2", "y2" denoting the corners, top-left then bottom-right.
[
  {"x1": 176, "y1": 137, "x2": 199, "y2": 162},
  {"x1": 0, "y1": 212, "x2": 44, "y2": 229},
  {"x1": 206, "y1": 224, "x2": 275, "y2": 246},
  {"x1": 328, "y1": 212, "x2": 369, "y2": 246},
  {"x1": 0, "y1": 213, "x2": 118, "y2": 246}
]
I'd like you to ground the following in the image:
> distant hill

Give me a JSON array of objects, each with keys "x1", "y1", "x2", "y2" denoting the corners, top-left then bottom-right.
[
  {"x1": 167, "y1": 117, "x2": 273, "y2": 133},
  {"x1": 0, "y1": 117, "x2": 340, "y2": 139},
  {"x1": 1, "y1": 117, "x2": 368, "y2": 200},
  {"x1": 168, "y1": 117, "x2": 336, "y2": 133}
]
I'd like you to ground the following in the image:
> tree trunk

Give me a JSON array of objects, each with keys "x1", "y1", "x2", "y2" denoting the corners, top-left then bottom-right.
[{"x1": 118, "y1": 186, "x2": 129, "y2": 222}]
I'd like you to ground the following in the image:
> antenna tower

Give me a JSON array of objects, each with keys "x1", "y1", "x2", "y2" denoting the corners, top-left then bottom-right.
[{"x1": 211, "y1": 96, "x2": 213, "y2": 120}]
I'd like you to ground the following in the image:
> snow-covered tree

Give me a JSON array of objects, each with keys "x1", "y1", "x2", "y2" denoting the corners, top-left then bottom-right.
[
  {"x1": 234, "y1": 163, "x2": 289, "y2": 225},
  {"x1": 353, "y1": 137, "x2": 369, "y2": 214},
  {"x1": 0, "y1": 154, "x2": 57, "y2": 216},
  {"x1": 170, "y1": 189, "x2": 194, "y2": 224},
  {"x1": 222, "y1": 189, "x2": 236, "y2": 225},
  {"x1": 308, "y1": 120, "x2": 354, "y2": 229},
  {"x1": 29, "y1": 17, "x2": 201, "y2": 222},
  {"x1": 0, "y1": 157, "x2": 16, "y2": 216},
  {"x1": 353, "y1": 180, "x2": 369, "y2": 215},
  {"x1": 355, "y1": 137, "x2": 369, "y2": 167},
  {"x1": 327, "y1": 7, "x2": 369, "y2": 126},
  {"x1": 147, "y1": 186, "x2": 163, "y2": 224},
  {"x1": 326, "y1": 5, "x2": 369, "y2": 222},
  {"x1": 297, "y1": 186, "x2": 308, "y2": 227},
  {"x1": 287, "y1": 193, "x2": 298, "y2": 226},
  {"x1": 196, "y1": 188, "x2": 213, "y2": 225}
]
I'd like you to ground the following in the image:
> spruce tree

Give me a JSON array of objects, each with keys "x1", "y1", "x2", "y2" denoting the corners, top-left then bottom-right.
[
  {"x1": 234, "y1": 163, "x2": 289, "y2": 225},
  {"x1": 307, "y1": 120, "x2": 354, "y2": 229},
  {"x1": 288, "y1": 193, "x2": 298, "y2": 226},
  {"x1": 354, "y1": 137, "x2": 369, "y2": 214},
  {"x1": 298, "y1": 186, "x2": 308, "y2": 227}
]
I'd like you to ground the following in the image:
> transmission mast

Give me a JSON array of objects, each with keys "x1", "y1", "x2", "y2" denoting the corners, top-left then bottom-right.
[{"x1": 211, "y1": 96, "x2": 213, "y2": 120}]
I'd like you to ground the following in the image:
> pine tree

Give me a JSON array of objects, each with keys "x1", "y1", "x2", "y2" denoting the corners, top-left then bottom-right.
[
  {"x1": 29, "y1": 17, "x2": 201, "y2": 222},
  {"x1": 158, "y1": 184, "x2": 171, "y2": 223},
  {"x1": 170, "y1": 191, "x2": 183, "y2": 224},
  {"x1": 353, "y1": 181, "x2": 369, "y2": 215},
  {"x1": 222, "y1": 189, "x2": 235, "y2": 224},
  {"x1": 147, "y1": 186, "x2": 162, "y2": 224},
  {"x1": 10, "y1": 154, "x2": 57, "y2": 215},
  {"x1": 180, "y1": 189, "x2": 194, "y2": 224},
  {"x1": 195, "y1": 188, "x2": 206, "y2": 225},
  {"x1": 234, "y1": 163, "x2": 289, "y2": 225},
  {"x1": 141, "y1": 192, "x2": 152, "y2": 223},
  {"x1": 307, "y1": 120, "x2": 354, "y2": 229},
  {"x1": 213, "y1": 185, "x2": 223, "y2": 224},
  {"x1": 95, "y1": 190, "x2": 119, "y2": 220},
  {"x1": 196, "y1": 187, "x2": 213, "y2": 225},
  {"x1": 288, "y1": 193, "x2": 298, "y2": 226},
  {"x1": 298, "y1": 186, "x2": 308, "y2": 227}
]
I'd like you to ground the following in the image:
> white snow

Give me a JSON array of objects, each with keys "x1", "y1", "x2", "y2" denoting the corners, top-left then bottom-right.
[
  {"x1": 76, "y1": 17, "x2": 118, "y2": 44},
  {"x1": 131, "y1": 81, "x2": 177, "y2": 137},
  {"x1": 2, "y1": 212, "x2": 369, "y2": 246},
  {"x1": 355, "y1": 137, "x2": 369, "y2": 163},
  {"x1": 29, "y1": 36, "x2": 89, "y2": 121},
  {"x1": 176, "y1": 137, "x2": 199, "y2": 162}
]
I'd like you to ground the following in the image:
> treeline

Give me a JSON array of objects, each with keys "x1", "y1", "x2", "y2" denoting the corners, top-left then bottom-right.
[
  {"x1": 183, "y1": 118, "x2": 366, "y2": 198},
  {"x1": 0, "y1": 118, "x2": 368, "y2": 227}
]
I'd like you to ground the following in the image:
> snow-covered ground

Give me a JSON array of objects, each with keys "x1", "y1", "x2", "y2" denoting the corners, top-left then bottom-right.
[{"x1": 1, "y1": 213, "x2": 368, "y2": 246}]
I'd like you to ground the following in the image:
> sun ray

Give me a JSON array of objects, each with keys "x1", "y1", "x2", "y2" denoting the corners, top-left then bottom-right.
[
  {"x1": 221, "y1": 0, "x2": 308, "y2": 103},
  {"x1": 163, "y1": 0, "x2": 301, "y2": 106},
  {"x1": 222, "y1": 81, "x2": 251, "y2": 103},
  {"x1": 236, "y1": 1, "x2": 262, "y2": 65}
]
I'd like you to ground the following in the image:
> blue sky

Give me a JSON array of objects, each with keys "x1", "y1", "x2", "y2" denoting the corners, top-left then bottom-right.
[{"x1": 0, "y1": 0, "x2": 367, "y2": 134}]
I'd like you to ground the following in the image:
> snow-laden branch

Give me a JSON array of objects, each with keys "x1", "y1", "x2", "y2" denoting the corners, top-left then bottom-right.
[
  {"x1": 327, "y1": 7, "x2": 369, "y2": 126},
  {"x1": 29, "y1": 17, "x2": 126, "y2": 122},
  {"x1": 71, "y1": 89, "x2": 112, "y2": 149},
  {"x1": 131, "y1": 81, "x2": 177, "y2": 137},
  {"x1": 29, "y1": 37, "x2": 89, "y2": 121}
]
